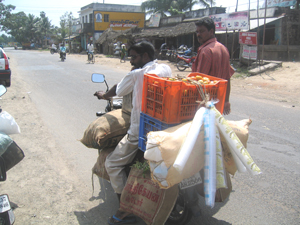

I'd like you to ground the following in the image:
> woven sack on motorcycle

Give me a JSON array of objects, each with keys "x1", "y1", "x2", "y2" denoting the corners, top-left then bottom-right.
[
  {"x1": 119, "y1": 167, "x2": 178, "y2": 225},
  {"x1": 92, "y1": 147, "x2": 114, "y2": 181},
  {"x1": 220, "y1": 119, "x2": 252, "y2": 175},
  {"x1": 80, "y1": 109, "x2": 130, "y2": 149},
  {"x1": 145, "y1": 119, "x2": 251, "y2": 188},
  {"x1": 145, "y1": 122, "x2": 205, "y2": 189}
]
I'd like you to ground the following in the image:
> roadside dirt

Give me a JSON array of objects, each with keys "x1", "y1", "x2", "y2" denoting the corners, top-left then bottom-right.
[{"x1": 1, "y1": 52, "x2": 299, "y2": 224}]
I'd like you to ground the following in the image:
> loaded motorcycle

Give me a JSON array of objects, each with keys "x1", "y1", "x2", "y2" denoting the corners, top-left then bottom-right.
[
  {"x1": 0, "y1": 85, "x2": 25, "y2": 225},
  {"x1": 91, "y1": 73, "x2": 231, "y2": 225}
]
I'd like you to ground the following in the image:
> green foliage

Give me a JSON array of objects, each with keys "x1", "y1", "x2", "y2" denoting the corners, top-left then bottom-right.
[
  {"x1": 131, "y1": 160, "x2": 150, "y2": 177},
  {"x1": 141, "y1": 0, "x2": 214, "y2": 16}
]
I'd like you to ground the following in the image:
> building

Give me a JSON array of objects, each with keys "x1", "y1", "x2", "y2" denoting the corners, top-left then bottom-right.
[{"x1": 78, "y1": 3, "x2": 145, "y2": 51}]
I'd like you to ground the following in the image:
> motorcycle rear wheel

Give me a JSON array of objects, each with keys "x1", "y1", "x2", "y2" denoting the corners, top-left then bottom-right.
[
  {"x1": 176, "y1": 60, "x2": 187, "y2": 71},
  {"x1": 166, "y1": 191, "x2": 193, "y2": 225}
]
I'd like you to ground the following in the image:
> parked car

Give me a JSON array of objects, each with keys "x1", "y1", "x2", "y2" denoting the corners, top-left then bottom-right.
[{"x1": 0, "y1": 48, "x2": 11, "y2": 87}]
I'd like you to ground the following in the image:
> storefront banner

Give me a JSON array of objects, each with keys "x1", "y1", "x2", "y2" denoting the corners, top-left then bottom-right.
[
  {"x1": 210, "y1": 11, "x2": 249, "y2": 31},
  {"x1": 267, "y1": 0, "x2": 297, "y2": 7},
  {"x1": 148, "y1": 14, "x2": 161, "y2": 27}
]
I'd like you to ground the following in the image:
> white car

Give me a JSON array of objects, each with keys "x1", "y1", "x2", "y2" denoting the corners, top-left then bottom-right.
[{"x1": 0, "y1": 48, "x2": 11, "y2": 87}]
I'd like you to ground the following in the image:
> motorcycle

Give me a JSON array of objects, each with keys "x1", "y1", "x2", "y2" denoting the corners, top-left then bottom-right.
[
  {"x1": 0, "y1": 85, "x2": 25, "y2": 225},
  {"x1": 92, "y1": 74, "x2": 122, "y2": 117},
  {"x1": 60, "y1": 49, "x2": 66, "y2": 62},
  {"x1": 176, "y1": 54, "x2": 197, "y2": 71},
  {"x1": 50, "y1": 47, "x2": 59, "y2": 54},
  {"x1": 91, "y1": 74, "x2": 224, "y2": 225},
  {"x1": 87, "y1": 52, "x2": 95, "y2": 64}
]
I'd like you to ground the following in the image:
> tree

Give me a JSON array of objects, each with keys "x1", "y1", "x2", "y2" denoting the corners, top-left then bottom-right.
[
  {"x1": 1, "y1": 11, "x2": 28, "y2": 43},
  {"x1": 141, "y1": 0, "x2": 175, "y2": 17},
  {"x1": 141, "y1": 0, "x2": 215, "y2": 16},
  {"x1": 38, "y1": 11, "x2": 51, "y2": 47},
  {"x1": 0, "y1": 0, "x2": 15, "y2": 30}
]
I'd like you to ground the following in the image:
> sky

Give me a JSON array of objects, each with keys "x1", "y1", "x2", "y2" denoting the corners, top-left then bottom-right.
[{"x1": 5, "y1": 0, "x2": 264, "y2": 28}]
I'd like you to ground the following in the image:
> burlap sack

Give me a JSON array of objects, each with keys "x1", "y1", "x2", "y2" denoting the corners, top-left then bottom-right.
[
  {"x1": 92, "y1": 148, "x2": 114, "y2": 181},
  {"x1": 148, "y1": 118, "x2": 251, "y2": 188},
  {"x1": 120, "y1": 168, "x2": 178, "y2": 225},
  {"x1": 157, "y1": 122, "x2": 205, "y2": 189},
  {"x1": 80, "y1": 109, "x2": 130, "y2": 149},
  {"x1": 220, "y1": 119, "x2": 252, "y2": 175}
]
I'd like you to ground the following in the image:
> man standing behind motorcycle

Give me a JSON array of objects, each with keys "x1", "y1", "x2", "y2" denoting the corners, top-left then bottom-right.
[
  {"x1": 94, "y1": 41, "x2": 172, "y2": 224},
  {"x1": 192, "y1": 17, "x2": 235, "y2": 115}
]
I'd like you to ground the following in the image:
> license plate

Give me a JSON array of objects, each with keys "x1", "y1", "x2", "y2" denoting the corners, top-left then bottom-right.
[
  {"x1": 179, "y1": 172, "x2": 202, "y2": 190},
  {"x1": 0, "y1": 194, "x2": 11, "y2": 213}
]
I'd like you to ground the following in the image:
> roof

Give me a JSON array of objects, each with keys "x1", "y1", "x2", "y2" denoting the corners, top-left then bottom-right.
[
  {"x1": 133, "y1": 22, "x2": 197, "y2": 38},
  {"x1": 249, "y1": 15, "x2": 285, "y2": 30}
]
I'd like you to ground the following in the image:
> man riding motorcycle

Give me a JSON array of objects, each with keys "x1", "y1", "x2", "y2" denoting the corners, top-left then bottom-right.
[
  {"x1": 87, "y1": 41, "x2": 94, "y2": 61},
  {"x1": 60, "y1": 43, "x2": 66, "y2": 60},
  {"x1": 94, "y1": 41, "x2": 172, "y2": 225}
]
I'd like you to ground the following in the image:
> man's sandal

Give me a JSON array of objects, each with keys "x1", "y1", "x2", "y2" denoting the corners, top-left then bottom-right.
[{"x1": 108, "y1": 215, "x2": 136, "y2": 225}]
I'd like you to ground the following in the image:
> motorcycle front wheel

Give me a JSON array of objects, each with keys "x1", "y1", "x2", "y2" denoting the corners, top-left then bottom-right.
[
  {"x1": 166, "y1": 191, "x2": 193, "y2": 225},
  {"x1": 50, "y1": 49, "x2": 55, "y2": 54},
  {"x1": 176, "y1": 60, "x2": 187, "y2": 71}
]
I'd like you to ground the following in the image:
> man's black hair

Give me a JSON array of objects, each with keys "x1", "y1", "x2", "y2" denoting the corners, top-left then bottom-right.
[
  {"x1": 195, "y1": 17, "x2": 216, "y2": 34},
  {"x1": 128, "y1": 41, "x2": 155, "y2": 61}
]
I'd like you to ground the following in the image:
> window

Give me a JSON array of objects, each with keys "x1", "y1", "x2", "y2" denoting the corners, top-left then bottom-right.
[
  {"x1": 82, "y1": 16, "x2": 84, "y2": 23},
  {"x1": 104, "y1": 14, "x2": 109, "y2": 22},
  {"x1": 89, "y1": 13, "x2": 93, "y2": 23},
  {"x1": 85, "y1": 15, "x2": 87, "y2": 23}
]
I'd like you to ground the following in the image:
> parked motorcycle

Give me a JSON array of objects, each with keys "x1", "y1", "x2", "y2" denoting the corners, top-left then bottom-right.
[
  {"x1": 176, "y1": 54, "x2": 196, "y2": 71},
  {"x1": 0, "y1": 85, "x2": 25, "y2": 225},
  {"x1": 90, "y1": 74, "x2": 228, "y2": 225},
  {"x1": 50, "y1": 47, "x2": 59, "y2": 54}
]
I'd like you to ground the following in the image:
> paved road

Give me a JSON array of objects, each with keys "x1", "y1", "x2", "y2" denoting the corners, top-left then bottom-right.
[{"x1": 6, "y1": 48, "x2": 300, "y2": 224}]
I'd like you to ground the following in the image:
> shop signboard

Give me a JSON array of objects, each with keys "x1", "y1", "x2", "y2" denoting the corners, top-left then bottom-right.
[
  {"x1": 210, "y1": 11, "x2": 249, "y2": 31},
  {"x1": 94, "y1": 11, "x2": 145, "y2": 31},
  {"x1": 239, "y1": 32, "x2": 257, "y2": 45},
  {"x1": 242, "y1": 45, "x2": 257, "y2": 60}
]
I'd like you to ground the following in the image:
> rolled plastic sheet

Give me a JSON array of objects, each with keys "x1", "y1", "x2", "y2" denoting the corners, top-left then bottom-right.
[
  {"x1": 173, "y1": 107, "x2": 206, "y2": 173},
  {"x1": 203, "y1": 108, "x2": 216, "y2": 208},
  {"x1": 215, "y1": 128, "x2": 227, "y2": 189},
  {"x1": 213, "y1": 107, "x2": 261, "y2": 175}
]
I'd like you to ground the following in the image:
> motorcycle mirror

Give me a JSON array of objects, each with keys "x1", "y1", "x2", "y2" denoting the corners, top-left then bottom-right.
[
  {"x1": 0, "y1": 156, "x2": 7, "y2": 181},
  {"x1": 0, "y1": 85, "x2": 7, "y2": 97},
  {"x1": 91, "y1": 73, "x2": 105, "y2": 83}
]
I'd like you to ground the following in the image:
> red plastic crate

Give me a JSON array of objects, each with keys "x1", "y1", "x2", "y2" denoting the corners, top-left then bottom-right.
[{"x1": 141, "y1": 72, "x2": 227, "y2": 124}]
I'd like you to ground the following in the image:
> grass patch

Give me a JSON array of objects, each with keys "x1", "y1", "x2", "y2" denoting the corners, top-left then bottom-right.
[{"x1": 231, "y1": 61, "x2": 250, "y2": 78}]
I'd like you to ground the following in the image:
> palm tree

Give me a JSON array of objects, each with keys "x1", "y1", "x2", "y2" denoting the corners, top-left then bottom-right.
[
  {"x1": 39, "y1": 11, "x2": 51, "y2": 47},
  {"x1": 25, "y1": 14, "x2": 40, "y2": 43},
  {"x1": 172, "y1": 0, "x2": 199, "y2": 12},
  {"x1": 141, "y1": 0, "x2": 175, "y2": 17}
]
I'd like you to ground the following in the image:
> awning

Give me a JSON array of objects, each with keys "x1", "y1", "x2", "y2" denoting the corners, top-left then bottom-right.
[
  {"x1": 64, "y1": 35, "x2": 80, "y2": 40},
  {"x1": 249, "y1": 15, "x2": 285, "y2": 30}
]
